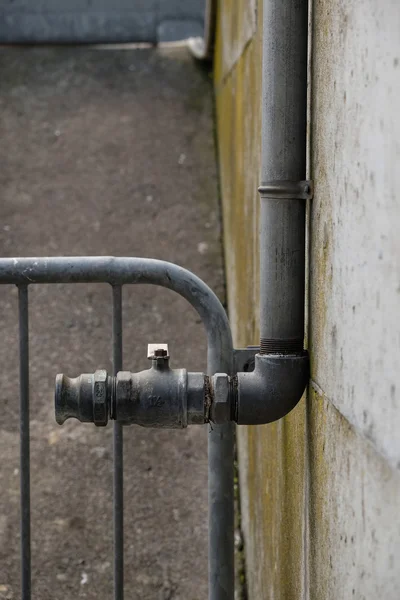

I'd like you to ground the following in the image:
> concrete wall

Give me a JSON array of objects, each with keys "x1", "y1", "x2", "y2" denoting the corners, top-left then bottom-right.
[{"x1": 214, "y1": 1, "x2": 400, "y2": 598}]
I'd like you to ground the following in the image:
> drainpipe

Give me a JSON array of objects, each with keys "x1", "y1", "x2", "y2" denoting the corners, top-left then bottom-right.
[
  {"x1": 259, "y1": 0, "x2": 309, "y2": 354},
  {"x1": 235, "y1": 0, "x2": 311, "y2": 424}
]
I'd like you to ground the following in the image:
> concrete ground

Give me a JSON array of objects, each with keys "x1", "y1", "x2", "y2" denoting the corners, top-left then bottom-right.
[{"x1": 0, "y1": 46, "x2": 224, "y2": 599}]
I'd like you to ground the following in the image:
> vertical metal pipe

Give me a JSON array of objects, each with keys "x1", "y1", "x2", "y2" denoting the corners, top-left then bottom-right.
[
  {"x1": 208, "y1": 423, "x2": 234, "y2": 600},
  {"x1": 259, "y1": 0, "x2": 308, "y2": 352},
  {"x1": 208, "y1": 347, "x2": 234, "y2": 600},
  {"x1": 112, "y1": 285, "x2": 124, "y2": 600},
  {"x1": 18, "y1": 285, "x2": 31, "y2": 600}
]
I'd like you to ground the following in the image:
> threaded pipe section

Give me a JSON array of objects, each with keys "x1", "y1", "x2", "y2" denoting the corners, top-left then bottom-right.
[{"x1": 260, "y1": 338, "x2": 303, "y2": 354}]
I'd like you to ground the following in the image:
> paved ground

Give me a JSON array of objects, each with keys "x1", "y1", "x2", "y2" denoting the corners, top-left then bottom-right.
[{"x1": 0, "y1": 46, "x2": 224, "y2": 599}]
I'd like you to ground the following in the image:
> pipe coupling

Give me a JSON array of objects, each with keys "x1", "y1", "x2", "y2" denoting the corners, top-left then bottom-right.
[{"x1": 236, "y1": 352, "x2": 309, "y2": 425}]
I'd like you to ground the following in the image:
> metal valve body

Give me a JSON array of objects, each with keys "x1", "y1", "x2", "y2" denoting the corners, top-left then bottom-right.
[{"x1": 55, "y1": 348, "x2": 210, "y2": 428}]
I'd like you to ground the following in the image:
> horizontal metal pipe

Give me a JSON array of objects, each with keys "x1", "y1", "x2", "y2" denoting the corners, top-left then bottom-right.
[{"x1": 0, "y1": 257, "x2": 233, "y2": 366}]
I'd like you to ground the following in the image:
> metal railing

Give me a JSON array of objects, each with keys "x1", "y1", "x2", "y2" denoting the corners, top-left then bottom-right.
[{"x1": 1, "y1": 256, "x2": 235, "y2": 600}]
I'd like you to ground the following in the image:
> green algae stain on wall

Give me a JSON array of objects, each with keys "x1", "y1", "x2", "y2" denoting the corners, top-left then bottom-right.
[
  {"x1": 237, "y1": 400, "x2": 308, "y2": 599},
  {"x1": 214, "y1": 4, "x2": 262, "y2": 346},
  {"x1": 214, "y1": 1, "x2": 400, "y2": 598}
]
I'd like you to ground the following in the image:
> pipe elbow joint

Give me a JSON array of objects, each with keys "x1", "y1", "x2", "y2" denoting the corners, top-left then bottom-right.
[{"x1": 236, "y1": 352, "x2": 309, "y2": 425}]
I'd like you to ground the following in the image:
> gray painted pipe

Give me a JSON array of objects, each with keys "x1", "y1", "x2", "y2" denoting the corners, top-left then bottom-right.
[
  {"x1": 208, "y1": 422, "x2": 234, "y2": 600},
  {"x1": 259, "y1": 0, "x2": 308, "y2": 353}
]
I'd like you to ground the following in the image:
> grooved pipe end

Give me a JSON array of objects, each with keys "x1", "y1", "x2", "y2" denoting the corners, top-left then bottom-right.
[{"x1": 55, "y1": 371, "x2": 111, "y2": 426}]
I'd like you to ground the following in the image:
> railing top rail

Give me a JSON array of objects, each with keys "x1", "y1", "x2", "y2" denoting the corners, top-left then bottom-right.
[{"x1": 0, "y1": 256, "x2": 234, "y2": 372}]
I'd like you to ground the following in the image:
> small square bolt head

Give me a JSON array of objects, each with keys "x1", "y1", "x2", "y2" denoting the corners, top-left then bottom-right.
[{"x1": 147, "y1": 343, "x2": 169, "y2": 359}]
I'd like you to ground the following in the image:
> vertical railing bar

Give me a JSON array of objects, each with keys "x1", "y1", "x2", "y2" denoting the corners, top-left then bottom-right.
[
  {"x1": 112, "y1": 285, "x2": 124, "y2": 600},
  {"x1": 18, "y1": 285, "x2": 31, "y2": 600}
]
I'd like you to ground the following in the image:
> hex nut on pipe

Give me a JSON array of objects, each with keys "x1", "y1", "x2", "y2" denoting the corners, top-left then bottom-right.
[
  {"x1": 187, "y1": 372, "x2": 207, "y2": 424},
  {"x1": 55, "y1": 372, "x2": 109, "y2": 426},
  {"x1": 93, "y1": 369, "x2": 108, "y2": 426},
  {"x1": 114, "y1": 371, "x2": 132, "y2": 423},
  {"x1": 210, "y1": 373, "x2": 230, "y2": 424}
]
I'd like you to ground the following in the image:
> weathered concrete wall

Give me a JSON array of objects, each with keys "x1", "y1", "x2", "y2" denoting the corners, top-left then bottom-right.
[
  {"x1": 214, "y1": 0, "x2": 400, "y2": 598},
  {"x1": 310, "y1": 0, "x2": 400, "y2": 470}
]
